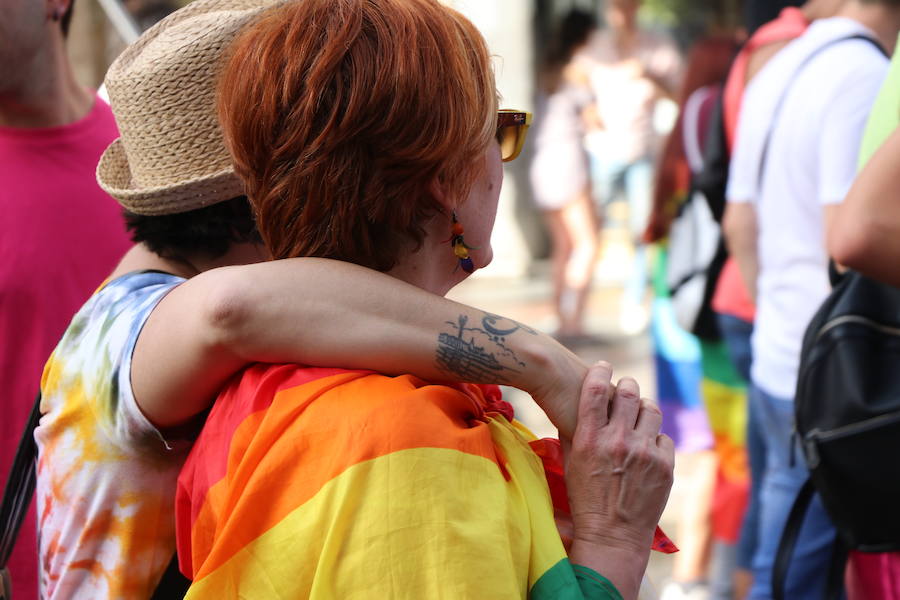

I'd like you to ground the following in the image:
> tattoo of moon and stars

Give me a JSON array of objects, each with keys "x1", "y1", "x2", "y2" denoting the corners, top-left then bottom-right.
[{"x1": 435, "y1": 312, "x2": 538, "y2": 383}]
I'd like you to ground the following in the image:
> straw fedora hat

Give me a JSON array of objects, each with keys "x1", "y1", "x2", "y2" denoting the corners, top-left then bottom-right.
[{"x1": 97, "y1": 0, "x2": 280, "y2": 215}]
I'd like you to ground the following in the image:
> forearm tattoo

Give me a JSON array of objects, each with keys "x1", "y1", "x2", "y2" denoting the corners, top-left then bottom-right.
[{"x1": 435, "y1": 312, "x2": 538, "y2": 383}]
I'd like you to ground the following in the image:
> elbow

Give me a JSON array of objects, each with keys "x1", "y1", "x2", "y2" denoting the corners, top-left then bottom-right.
[
  {"x1": 827, "y1": 220, "x2": 873, "y2": 272},
  {"x1": 197, "y1": 269, "x2": 255, "y2": 352}
]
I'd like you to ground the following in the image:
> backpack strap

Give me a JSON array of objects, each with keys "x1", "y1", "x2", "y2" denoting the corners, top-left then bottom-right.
[
  {"x1": 0, "y1": 393, "x2": 42, "y2": 571},
  {"x1": 824, "y1": 536, "x2": 849, "y2": 600},
  {"x1": 757, "y1": 34, "x2": 889, "y2": 188},
  {"x1": 773, "y1": 478, "x2": 851, "y2": 600},
  {"x1": 0, "y1": 393, "x2": 41, "y2": 600},
  {"x1": 772, "y1": 478, "x2": 816, "y2": 600}
]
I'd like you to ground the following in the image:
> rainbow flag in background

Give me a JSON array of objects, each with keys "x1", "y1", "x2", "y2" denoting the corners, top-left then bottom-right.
[
  {"x1": 175, "y1": 364, "x2": 673, "y2": 599},
  {"x1": 650, "y1": 246, "x2": 712, "y2": 454},
  {"x1": 698, "y1": 341, "x2": 749, "y2": 543}
]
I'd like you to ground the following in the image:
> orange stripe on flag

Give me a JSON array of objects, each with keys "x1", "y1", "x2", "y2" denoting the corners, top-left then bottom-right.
[{"x1": 177, "y1": 367, "x2": 504, "y2": 580}]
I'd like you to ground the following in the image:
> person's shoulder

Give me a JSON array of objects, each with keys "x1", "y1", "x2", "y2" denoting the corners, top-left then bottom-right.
[
  {"x1": 750, "y1": 6, "x2": 808, "y2": 44},
  {"x1": 750, "y1": 19, "x2": 886, "y2": 100},
  {"x1": 90, "y1": 270, "x2": 184, "y2": 320},
  {"x1": 249, "y1": 366, "x2": 490, "y2": 418},
  {"x1": 228, "y1": 365, "x2": 503, "y2": 430},
  {"x1": 801, "y1": 18, "x2": 889, "y2": 64},
  {"x1": 40, "y1": 272, "x2": 183, "y2": 426},
  {"x1": 211, "y1": 366, "x2": 505, "y2": 462},
  {"x1": 46, "y1": 272, "x2": 181, "y2": 368},
  {"x1": 64, "y1": 269, "x2": 176, "y2": 329},
  {"x1": 798, "y1": 22, "x2": 889, "y2": 94}
]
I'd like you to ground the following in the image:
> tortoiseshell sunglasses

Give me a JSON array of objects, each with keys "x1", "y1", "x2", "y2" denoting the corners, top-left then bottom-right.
[{"x1": 496, "y1": 109, "x2": 533, "y2": 162}]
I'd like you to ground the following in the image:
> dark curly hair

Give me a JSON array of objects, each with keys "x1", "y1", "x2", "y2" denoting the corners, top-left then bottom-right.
[{"x1": 124, "y1": 196, "x2": 262, "y2": 262}]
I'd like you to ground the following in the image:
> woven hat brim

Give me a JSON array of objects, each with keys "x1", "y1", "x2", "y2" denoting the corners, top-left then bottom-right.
[{"x1": 97, "y1": 137, "x2": 245, "y2": 216}]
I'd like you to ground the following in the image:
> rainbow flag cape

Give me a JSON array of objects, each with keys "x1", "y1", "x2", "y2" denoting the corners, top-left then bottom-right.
[{"x1": 176, "y1": 364, "x2": 673, "y2": 598}]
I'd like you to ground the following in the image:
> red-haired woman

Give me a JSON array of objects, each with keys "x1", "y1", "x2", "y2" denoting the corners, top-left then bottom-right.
[{"x1": 175, "y1": 1, "x2": 674, "y2": 598}]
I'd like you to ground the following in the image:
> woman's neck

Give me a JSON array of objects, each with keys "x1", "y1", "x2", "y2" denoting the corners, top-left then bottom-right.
[{"x1": 386, "y1": 223, "x2": 464, "y2": 297}]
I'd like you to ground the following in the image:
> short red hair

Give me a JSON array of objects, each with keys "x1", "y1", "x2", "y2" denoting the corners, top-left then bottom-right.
[{"x1": 218, "y1": 0, "x2": 496, "y2": 270}]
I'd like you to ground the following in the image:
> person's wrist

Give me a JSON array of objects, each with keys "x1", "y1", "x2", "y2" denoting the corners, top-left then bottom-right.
[
  {"x1": 569, "y1": 537, "x2": 649, "y2": 600},
  {"x1": 510, "y1": 335, "x2": 553, "y2": 394},
  {"x1": 516, "y1": 337, "x2": 584, "y2": 439},
  {"x1": 571, "y1": 527, "x2": 652, "y2": 558}
]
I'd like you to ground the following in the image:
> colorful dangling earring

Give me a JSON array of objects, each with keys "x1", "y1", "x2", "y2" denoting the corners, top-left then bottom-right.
[{"x1": 448, "y1": 211, "x2": 476, "y2": 274}]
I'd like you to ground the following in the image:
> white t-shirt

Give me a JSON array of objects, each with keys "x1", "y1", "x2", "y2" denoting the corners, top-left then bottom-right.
[{"x1": 727, "y1": 17, "x2": 889, "y2": 398}]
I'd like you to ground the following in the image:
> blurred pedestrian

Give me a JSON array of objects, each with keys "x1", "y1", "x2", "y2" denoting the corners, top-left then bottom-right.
[
  {"x1": 723, "y1": 1, "x2": 899, "y2": 596},
  {"x1": 573, "y1": 0, "x2": 682, "y2": 334},
  {"x1": 530, "y1": 10, "x2": 599, "y2": 342},
  {"x1": 713, "y1": 2, "x2": 837, "y2": 597},
  {"x1": 0, "y1": 1, "x2": 131, "y2": 596},
  {"x1": 646, "y1": 35, "x2": 742, "y2": 600}
]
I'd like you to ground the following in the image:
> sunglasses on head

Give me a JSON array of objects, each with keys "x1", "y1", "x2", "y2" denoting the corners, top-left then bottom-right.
[{"x1": 496, "y1": 109, "x2": 532, "y2": 162}]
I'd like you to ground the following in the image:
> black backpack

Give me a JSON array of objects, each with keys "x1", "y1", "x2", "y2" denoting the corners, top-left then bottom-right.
[
  {"x1": 773, "y1": 267, "x2": 900, "y2": 600},
  {"x1": 665, "y1": 86, "x2": 729, "y2": 343}
]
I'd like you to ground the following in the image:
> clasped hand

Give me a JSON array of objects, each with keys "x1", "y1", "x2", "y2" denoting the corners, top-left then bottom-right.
[{"x1": 561, "y1": 361, "x2": 675, "y2": 599}]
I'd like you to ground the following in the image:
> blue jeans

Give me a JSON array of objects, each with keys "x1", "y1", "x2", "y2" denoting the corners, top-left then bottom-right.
[{"x1": 747, "y1": 384, "x2": 840, "y2": 600}]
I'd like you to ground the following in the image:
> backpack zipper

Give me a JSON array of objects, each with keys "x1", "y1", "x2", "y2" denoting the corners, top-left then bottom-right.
[
  {"x1": 803, "y1": 409, "x2": 900, "y2": 468},
  {"x1": 815, "y1": 314, "x2": 900, "y2": 343}
]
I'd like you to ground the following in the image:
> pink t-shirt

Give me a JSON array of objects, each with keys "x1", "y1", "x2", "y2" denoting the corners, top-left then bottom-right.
[
  {"x1": 0, "y1": 96, "x2": 131, "y2": 599},
  {"x1": 711, "y1": 8, "x2": 809, "y2": 323}
]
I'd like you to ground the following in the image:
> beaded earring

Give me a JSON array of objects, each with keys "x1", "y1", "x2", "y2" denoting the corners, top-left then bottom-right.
[{"x1": 448, "y1": 211, "x2": 476, "y2": 274}]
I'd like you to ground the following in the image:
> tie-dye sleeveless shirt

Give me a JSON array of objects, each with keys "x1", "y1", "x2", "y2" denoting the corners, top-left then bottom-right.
[{"x1": 36, "y1": 271, "x2": 186, "y2": 599}]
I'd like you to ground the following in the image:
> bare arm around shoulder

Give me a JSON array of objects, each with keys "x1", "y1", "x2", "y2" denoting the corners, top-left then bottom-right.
[
  {"x1": 828, "y1": 127, "x2": 900, "y2": 287},
  {"x1": 132, "y1": 258, "x2": 585, "y2": 435}
]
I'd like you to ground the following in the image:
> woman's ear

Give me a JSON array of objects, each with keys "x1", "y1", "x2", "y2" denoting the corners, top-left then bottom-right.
[{"x1": 428, "y1": 174, "x2": 456, "y2": 214}]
